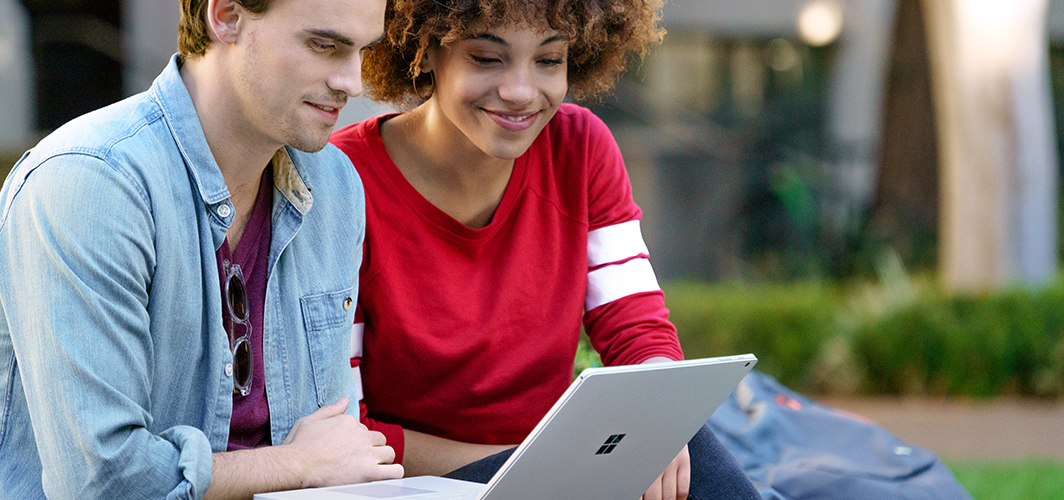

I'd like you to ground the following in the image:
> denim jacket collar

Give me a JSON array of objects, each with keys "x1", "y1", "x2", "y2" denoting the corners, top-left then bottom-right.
[
  {"x1": 152, "y1": 55, "x2": 229, "y2": 207},
  {"x1": 273, "y1": 148, "x2": 314, "y2": 215}
]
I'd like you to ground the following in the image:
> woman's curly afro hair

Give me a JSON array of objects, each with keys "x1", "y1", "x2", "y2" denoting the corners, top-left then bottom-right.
[{"x1": 361, "y1": 0, "x2": 665, "y2": 109}]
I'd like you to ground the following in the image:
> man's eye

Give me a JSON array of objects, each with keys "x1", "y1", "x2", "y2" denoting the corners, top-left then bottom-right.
[{"x1": 311, "y1": 41, "x2": 335, "y2": 52}]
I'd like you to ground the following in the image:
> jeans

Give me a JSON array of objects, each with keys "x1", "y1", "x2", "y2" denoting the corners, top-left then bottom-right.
[{"x1": 444, "y1": 423, "x2": 759, "y2": 500}]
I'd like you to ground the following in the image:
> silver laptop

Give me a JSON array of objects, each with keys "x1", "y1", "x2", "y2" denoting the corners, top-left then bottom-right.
[{"x1": 255, "y1": 354, "x2": 757, "y2": 500}]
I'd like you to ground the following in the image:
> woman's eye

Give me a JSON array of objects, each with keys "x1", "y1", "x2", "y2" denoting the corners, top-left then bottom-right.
[
  {"x1": 471, "y1": 55, "x2": 500, "y2": 65},
  {"x1": 540, "y1": 58, "x2": 564, "y2": 67}
]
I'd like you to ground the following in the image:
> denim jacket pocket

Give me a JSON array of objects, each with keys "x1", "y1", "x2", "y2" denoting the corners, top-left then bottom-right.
[{"x1": 300, "y1": 287, "x2": 355, "y2": 406}]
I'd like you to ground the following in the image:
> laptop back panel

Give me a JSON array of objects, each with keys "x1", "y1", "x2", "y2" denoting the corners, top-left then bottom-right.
[{"x1": 477, "y1": 354, "x2": 757, "y2": 500}]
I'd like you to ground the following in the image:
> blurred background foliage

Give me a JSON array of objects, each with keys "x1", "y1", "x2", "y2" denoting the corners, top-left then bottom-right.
[{"x1": 578, "y1": 255, "x2": 1064, "y2": 398}]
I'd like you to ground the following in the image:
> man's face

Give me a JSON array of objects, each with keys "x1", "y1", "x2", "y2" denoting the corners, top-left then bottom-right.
[{"x1": 230, "y1": 0, "x2": 385, "y2": 153}]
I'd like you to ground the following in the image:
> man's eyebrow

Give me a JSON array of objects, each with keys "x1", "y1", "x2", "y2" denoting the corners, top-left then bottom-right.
[
  {"x1": 305, "y1": 28, "x2": 356, "y2": 47},
  {"x1": 466, "y1": 33, "x2": 566, "y2": 47}
]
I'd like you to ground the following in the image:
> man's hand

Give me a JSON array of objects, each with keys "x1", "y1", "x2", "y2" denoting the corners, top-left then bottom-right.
[
  {"x1": 283, "y1": 397, "x2": 404, "y2": 487},
  {"x1": 205, "y1": 397, "x2": 403, "y2": 500},
  {"x1": 641, "y1": 445, "x2": 690, "y2": 500}
]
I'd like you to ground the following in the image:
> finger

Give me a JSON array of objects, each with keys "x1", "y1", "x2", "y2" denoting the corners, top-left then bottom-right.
[
  {"x1": 375, "y1": 444, "x2": 396, "y2": 465},
  {"x1": 677, "y1": 449, "x2": 691, "y2": 500},
  {"x1": 329, "y1": 397, "x2": 351, "y2": 413},
  {"x1": 643, "y1": 476, "x2": 663, "y2": 500},
  {"x1": 375, "y1": 463, "x2": 405, "y2": 481},
  {"x1": 304, "y1": 397, "x2": 350, "y2": 421},
  {"x1": 662, "y1": 464, "x2": 678, "y2": 500},
  {"x1": 367, "y1": 430, "x2": 388, "y2": 447}
]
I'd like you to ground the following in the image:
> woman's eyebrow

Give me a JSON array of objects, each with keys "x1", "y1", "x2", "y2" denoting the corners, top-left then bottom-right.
[
  {"x1": 465, "y1": 33, "x2": 566, "y2": 47},
  {"x1": 539, "y1": 35, "x2": 566, "y2": 46},
  {"x1": 467, "y1": 33, "x2": 507, "y2": 45}
]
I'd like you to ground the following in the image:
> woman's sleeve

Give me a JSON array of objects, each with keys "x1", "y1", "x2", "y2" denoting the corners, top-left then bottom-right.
[
  {"x1": 351, "y1": 306, "x2": 406, "y2": 463},
  {"x1": 580, "y1": 112, "x2": 684, "y2": 366}
]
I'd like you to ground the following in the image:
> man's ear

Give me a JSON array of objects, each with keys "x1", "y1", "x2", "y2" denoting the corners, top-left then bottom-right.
[{"x1": 206, "y1": 0, "x2": 244, "y2": 46}]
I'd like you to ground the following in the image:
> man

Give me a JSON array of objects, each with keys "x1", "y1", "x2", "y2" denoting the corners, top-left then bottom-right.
[{"x1": 0, "y1": 0, "x2": 398, "y2": 498}]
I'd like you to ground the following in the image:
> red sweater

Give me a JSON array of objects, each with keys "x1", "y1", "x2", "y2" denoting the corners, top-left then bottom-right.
[{"x1": 330, "y1": 104, "x2": 683, "y2": 462}]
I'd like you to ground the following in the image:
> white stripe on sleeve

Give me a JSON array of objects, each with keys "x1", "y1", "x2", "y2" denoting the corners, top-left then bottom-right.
[
  {"x1": 587, "y1": 220, "x2": 650, "y2": 267},
  {"x1": 350, "y1": 322, "x2": 364, "y2": 358},
  {"x1": 585, "y1": 258, "x2": 661, "y2": 311},
  {"x1": 349, "y1": 365, "x2": 364, "y2": 401}
]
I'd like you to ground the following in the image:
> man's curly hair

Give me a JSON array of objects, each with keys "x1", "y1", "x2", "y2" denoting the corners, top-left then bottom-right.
[{"x1": 362, "y1": 0, "x2": 665, "y2": 108}]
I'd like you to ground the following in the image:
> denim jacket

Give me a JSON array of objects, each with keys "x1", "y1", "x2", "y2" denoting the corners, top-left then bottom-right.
[{"x1": 0, "y1": 55, "x2": 364, "y2": 499}]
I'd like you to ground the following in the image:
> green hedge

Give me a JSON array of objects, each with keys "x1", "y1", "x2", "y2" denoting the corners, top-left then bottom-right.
[
  {"x1": 659, "y1": 275, "x2": 1064, "y2": 397},
  {"x1": 665, "y1": 281, "x2": 838, "y2": 389},
  {"x1": 852, "y1": 284, "x2": 1064, "y2": 397}
]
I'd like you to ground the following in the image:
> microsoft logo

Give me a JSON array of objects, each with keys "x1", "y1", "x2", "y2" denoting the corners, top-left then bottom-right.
[{"x1": 595, "y1": 434, "x2": 626, "y2": 455}]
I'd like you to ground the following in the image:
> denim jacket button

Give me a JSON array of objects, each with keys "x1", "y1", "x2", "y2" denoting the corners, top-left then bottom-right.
[
  {"x1": 225, "y1": 363, "x2": 234, "y2": 377},
  {"x1": 218, "y1": 204, "x2": 232, "y2": 218},
  {"x1": 343, "y1": 297, "x2": 353, "y2": 310}
]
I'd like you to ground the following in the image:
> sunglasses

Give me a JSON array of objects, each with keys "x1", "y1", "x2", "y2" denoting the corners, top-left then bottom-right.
[{"x1": 225, "y1": 263, "x2": 253, "y2": 397}]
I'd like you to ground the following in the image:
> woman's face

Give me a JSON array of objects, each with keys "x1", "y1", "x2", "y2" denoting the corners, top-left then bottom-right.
[{"x1": 422, "y1": 21, "x2": 569, "y2": 161}]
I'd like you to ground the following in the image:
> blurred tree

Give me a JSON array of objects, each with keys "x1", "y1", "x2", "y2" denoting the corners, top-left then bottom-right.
[
  {"x1": 861, "y1": 0, "x2": 939, "y2": 274},
  {"x1": 922, "y1": 0, "x2": 1059, "y2": 292}
]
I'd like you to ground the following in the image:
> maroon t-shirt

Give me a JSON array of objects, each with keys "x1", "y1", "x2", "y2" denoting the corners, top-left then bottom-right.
[{"x1": 218, "y1": 166, "x2": 274, "y2": 451}]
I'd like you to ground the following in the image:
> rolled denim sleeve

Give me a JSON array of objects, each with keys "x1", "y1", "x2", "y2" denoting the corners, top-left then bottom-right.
[{"x1": 0, "y1": 154, "x2": 213, "y2": 499}]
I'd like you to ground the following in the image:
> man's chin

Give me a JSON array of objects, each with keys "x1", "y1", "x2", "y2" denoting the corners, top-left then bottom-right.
[{"x1": 286, "y1": 133, "x2": 332, "y2": 153}]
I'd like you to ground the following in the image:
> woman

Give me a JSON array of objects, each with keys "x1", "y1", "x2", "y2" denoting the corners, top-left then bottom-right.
[{"x1": 330, "y1": 1, "x2": 758, "y2": 498}]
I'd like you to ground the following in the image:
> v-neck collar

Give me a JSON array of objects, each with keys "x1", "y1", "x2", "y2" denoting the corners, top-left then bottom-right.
[{"x1": 366, "y1": 114, "x2": 530, "y2": 242}]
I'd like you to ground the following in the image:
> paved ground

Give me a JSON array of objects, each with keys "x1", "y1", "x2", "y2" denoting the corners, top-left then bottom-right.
[{"x1": 816, "y1": 396, "x2": 1064, "y2": 461}]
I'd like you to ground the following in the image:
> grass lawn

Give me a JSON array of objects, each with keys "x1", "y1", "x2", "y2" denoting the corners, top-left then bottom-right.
[{"x1": 947, "y1": 458, "x2": 1064, "y2": 500}]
